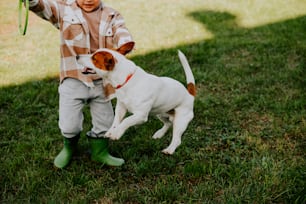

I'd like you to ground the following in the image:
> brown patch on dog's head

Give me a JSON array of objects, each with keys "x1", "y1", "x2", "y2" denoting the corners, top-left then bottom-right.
[
  {"x1": 117, "y1": 41, "x2": 135, "y2": 55},
  {"x1": 91, "y1": 51, "x2": 117, "y2": 71},
  {"x1": 187, "y1": 83, "x2": 196, "y2": 96}
]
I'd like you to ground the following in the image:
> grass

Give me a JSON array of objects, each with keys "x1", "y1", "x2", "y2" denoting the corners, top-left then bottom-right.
[{"x1": 1, "y1": 0, "x2": 306, "y2": 203}]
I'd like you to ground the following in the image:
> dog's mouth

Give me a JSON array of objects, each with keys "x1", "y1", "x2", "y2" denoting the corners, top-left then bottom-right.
[{"x1": 82, "y1": 67, "x2": 96, "y2": 74}]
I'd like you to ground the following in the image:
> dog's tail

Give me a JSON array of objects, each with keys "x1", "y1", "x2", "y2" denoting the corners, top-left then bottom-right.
[{"x1": 178, "y1": 50, "x2": 196, "y2": 97}]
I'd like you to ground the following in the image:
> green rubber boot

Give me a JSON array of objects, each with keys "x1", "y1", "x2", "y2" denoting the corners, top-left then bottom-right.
[
  {"x1": 88, "y1": 137, "x2": 125, "y2": 166},
  {"x1": 54, "y1": 135, "x2": 79, "y2": 168}
]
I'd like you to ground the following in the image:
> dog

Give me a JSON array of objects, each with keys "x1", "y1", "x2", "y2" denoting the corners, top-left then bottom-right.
[{"x1": 77, "y1": 42, "x2": 196, "y2": 154}]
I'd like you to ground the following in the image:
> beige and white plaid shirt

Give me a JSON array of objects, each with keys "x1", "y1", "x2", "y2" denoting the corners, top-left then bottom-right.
[{"x1": 29, "y1": 0, "x2": 134, "y2": 88}]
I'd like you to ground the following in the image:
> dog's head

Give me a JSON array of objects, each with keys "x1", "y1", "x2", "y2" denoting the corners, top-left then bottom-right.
[{"x1": 77, "y1": 42, "x2": 135, "y2": 76}]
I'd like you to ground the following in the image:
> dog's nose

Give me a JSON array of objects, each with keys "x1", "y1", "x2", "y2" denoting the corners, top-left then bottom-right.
[{"x1": 76, "y1": 55, "x2": 80, "y2": 60}]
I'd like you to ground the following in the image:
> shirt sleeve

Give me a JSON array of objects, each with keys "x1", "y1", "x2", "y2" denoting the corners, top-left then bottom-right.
[
  {"x1": 29, "y1": 0, "x2": 60, "y2": 29},
  {"x1": 111, "y1": 11, "x2": 134, "y2": 50}
]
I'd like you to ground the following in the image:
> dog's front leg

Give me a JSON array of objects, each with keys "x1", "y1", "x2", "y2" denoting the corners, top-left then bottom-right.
[
  {"x1": 105, "y1": 101, "x2": 127, "y2": 136},
  {"x1": 112, "y1": 101, "x2": 127, "y2": 128},
  {"x1": 106, "y1": 111, "x2": 149, "y2": 140}
]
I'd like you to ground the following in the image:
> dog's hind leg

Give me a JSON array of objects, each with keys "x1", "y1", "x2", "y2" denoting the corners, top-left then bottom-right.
[
  {"x1": 152, "y1": 114, "x2": 172, "y2": 139},
  {"x1": 162, "y1": 110, "x2": 193, "y2": 155}
]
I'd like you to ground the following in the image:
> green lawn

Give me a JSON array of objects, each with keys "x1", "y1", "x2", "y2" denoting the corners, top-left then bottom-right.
[{"x1": 1, "y1": 0, "x2": 305, "y2": 203}]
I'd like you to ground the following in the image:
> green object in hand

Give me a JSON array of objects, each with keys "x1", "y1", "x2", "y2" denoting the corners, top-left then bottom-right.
[{"x1": 18, "y1": 0, "x2": 29, "y2": 35}]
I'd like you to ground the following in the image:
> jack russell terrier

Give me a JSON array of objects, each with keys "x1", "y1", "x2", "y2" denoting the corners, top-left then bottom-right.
[{"x1": 77, "y1": 42, "x2": 196, "y2": 154}]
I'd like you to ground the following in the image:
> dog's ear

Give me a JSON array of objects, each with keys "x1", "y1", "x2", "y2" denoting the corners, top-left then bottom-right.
[
  {"x1": 117, "y1": 41, "x2": 135, "y2": 55},
  {"x1": 92, "y1": 51, "x2": 117, "y2": 71}
]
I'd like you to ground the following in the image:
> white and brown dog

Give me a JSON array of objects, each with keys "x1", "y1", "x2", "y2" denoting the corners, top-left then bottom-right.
[{"x1": 77, "y1": 43, "x2": 196, "y2": 154}]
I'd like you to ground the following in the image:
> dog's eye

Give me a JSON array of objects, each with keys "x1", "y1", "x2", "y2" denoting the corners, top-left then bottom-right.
[{"x1": 107, "y1": 59, "x2": 113, "y2": 64}]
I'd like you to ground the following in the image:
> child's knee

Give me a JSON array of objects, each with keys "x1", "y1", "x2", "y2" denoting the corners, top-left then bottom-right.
[
  {"x1": 60, "y1": 129, "x2": 82, "y2": 138},
  {"x1": 59, "y1": 122, "x2": 82, "y2": 138}
]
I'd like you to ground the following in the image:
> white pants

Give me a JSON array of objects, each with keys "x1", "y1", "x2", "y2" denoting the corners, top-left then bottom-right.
[{"x1": 58, "y1": 78, "x2": 114, "y2": 138}]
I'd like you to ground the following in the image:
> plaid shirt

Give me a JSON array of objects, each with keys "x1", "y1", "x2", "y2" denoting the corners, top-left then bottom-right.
[{"x1": 29, "y1": 0, "x2": 134, "y2": 88}]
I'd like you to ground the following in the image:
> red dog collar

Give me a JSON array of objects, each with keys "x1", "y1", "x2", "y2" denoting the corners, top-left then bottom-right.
[{"x1": 115, "y1": 71, "x2": 135, "y2": 89}]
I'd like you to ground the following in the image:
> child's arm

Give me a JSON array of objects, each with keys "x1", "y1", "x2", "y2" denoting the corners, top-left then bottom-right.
[
  {"x1": 28, "y1": 0, "x2": 60, "y2": 29},
  {"x1": 111, "y1": 11, "x2": 134, "y2": 53}
]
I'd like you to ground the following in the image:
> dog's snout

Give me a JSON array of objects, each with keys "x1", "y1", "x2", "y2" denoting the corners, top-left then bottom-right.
[{"x1": 76, "y1": 55, "x2": 80, "y2": 60}]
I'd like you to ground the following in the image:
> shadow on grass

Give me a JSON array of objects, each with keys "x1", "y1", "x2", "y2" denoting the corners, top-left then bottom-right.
[{"x1": 1, "y1": 10, "x2": 305, "y2": 203}]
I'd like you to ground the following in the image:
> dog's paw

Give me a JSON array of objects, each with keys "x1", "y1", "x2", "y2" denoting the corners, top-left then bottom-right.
[
  {"x1": 110, "y1": 135, "x2": 120, "y2": 140},
  {"x1": 152, "y1": 132, "x2": 162, "y2": 139},
  {"x1": 108, "y1": 134, "x2": 120, "y2": 140},
  {"x1": 152, "y1": 130, "x2": 165, "y2": 139},
  {"x1": 162, "y1": 148, "x2": 175, "y2": 155},
  {"x1": 104, "y1": 131, "x2": 112, "y2": 138},
  {"x1": 105, "y1": 129, "x2": 121, "y2": 140}
]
